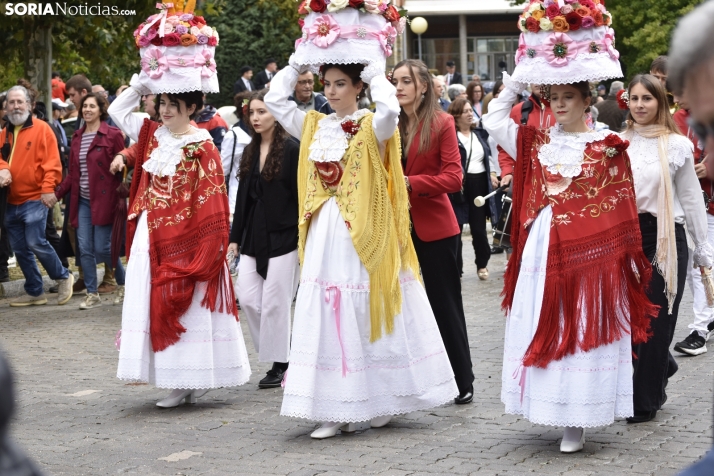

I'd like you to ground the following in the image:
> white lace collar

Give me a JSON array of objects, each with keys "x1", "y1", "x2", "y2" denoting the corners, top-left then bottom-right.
[
  {"x1": 538, "y1": 125, "x2": 607, "y2": 178},
  {"x1": 143, "y1": 126, "x2": 212, "y2": 177},
  {"x1": 308, "y1": 109, "x2": 369, "y2": 163}
]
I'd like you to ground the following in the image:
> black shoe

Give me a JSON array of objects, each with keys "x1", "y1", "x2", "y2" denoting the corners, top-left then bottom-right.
[
  {"x1": 48, "y1": 284, "x2": 59, "y2": 294},
  {"x1": 626, "y1": 410, "x2": 657, "y2": 423},
  {"x1": 673, "y1": 331, "x2": 707, "y2": 356},
  {"x1": 0, "y1": 268, "x2": 8, "y2": 283},
  {"x1": 258, "y1": 369, "x2": 284, "y2": 389},
  {"x1": 707, "y1": 321, "x2": 714, "y2": 341},
  {"x1": 490, "y1": 247, "x2": 504, "y2": 254},
  {"x1": 454, "y1": 386, "x2": 473, "y2": 404}
]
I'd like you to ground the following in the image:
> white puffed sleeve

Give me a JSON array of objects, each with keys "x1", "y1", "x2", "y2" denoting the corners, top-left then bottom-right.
[
  {"x1": 369, "y1": 74, "x2": 400, "y2": 144},
  {"x1": 671, "y1": 137, "x2": 714, "y2": 267},
  {"x1": 481, "y1": 72, "x2": 525, "y2": 160},
  {"x1": 264, "y1": 67, "x2": 305, "y2": 140},
  {"x1": 107, "y1": 85, "x2": 144, "y2": 143}
]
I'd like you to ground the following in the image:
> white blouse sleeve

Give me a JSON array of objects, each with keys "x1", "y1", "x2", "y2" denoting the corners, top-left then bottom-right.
[
  {"x1": 481, "y1": 73, "x2": 523, "y2": 160},
  {"x1": 107, "y1": 86, "x2": 144, "y2": 143},
  {"x1": 672, "y1": 137, "x2": 714, "y2": 267},
  {"x1": 369, "y1": 74, "x2": 400, "y2": 143},
  {"x1": 264, "y1": 67, "x2": 305, "y2": 140}
]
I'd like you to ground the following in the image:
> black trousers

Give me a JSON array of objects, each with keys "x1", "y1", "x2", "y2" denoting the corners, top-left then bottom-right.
[
  {"x1": 45, "y1": 208, "x2": 69, "y2": 269},
  {"x1": 463, "y1": 172, "x2": 492, "y2": 269},
  {"x1": 632, "y1": 213, "x2": 687, "y2": 413},
  {"x1": 411, "y1": 231, "x2": 474, "y2": 393},
  {"x1": 0, "y1": 225, "x2": 12, "y2": 270}
]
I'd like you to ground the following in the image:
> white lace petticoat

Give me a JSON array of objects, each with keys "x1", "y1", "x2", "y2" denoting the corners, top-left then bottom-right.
[
  {"x1": 281, "y1": 198, "x2": 459, "y2": 422},
  {"x1": 116, "y1": 212, "x2": 251, "y2": 389},
  {"x1": 501, "y1": 205, "x2": 635, "y2": 428}
]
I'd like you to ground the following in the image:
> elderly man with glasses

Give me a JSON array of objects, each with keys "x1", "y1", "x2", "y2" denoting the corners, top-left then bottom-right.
[{"x1": 288, "y1": 71, "x2": 333, "y2": 115}]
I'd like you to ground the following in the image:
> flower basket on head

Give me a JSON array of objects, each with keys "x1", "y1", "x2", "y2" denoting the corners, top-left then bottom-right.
[
  {"x1": 511, "y1": 0, "x2": 622, "y2": 85},
  {"x1": 292, "y1": 0, "x2": 407, "y2": 72},
  {"x1": 133, "y1": 0, "x2": 219, "y2": 94}
]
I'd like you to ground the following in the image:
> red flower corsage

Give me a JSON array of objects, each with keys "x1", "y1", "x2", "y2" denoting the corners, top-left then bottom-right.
[
  {"x1": 602, "y1": 133, "x2": 629, "y2": 157},
  {"x1": 617, "y1": 89, "x2": 629, "y2": 110},
  {"x1": 242, "y1": 99, "x2": 250, "y2": 117},
  {"x1": 341, "y1": 120, "x2": 360, "y2": 139}
]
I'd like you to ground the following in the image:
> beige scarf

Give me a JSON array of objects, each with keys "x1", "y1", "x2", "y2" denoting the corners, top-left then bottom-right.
[{"x1": 632, "y1": 123, "x2": 677, "y2": 313}]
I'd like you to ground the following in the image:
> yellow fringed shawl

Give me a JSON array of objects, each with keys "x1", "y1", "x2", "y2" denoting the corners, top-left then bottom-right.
[{"x1": 297, "y1": 110, "x2": 420, "y2": 342}]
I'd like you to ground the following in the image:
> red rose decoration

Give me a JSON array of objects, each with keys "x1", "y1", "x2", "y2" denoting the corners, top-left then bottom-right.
[
  {"x1": 309, "y1": 0, "x2": 327, "y2": 13},
  {"x1": 616, "y1": 89, "x2": 629, "y2": 110},
  {"x1": 298, "y1": 18, "x2": 305, "y2": 29},
  {"x1": 525, "y1": 16, "x2": 540, "y2": 33},
  {"x1": 298, "y1": 1, "x2": 309, "y2": 15},
  {"x1": 383, "y1": 5, "x2": 400, "y2": 22},
  {"x1": 193, "y1": 16, "x2": 206, "y2": 25},
  {"x1": 162, "y1": 33, "x2": 182, "y2": 47},
  {"x1": 603, "y1": 134, "x2": 621, "y2": 147},
  {"x1": 341, "y1": 120, "x2": 361, "y2": 138},
  {"x1": 150, "y1": 35, "x2": 163, "y2": 46},
  {"x1": 349, "y1": 0, "x2": 364, "y2": 7},
  {"x1": 315, "y1": 161, "x2": 343, "y2": 188},
  {"x1": 545, "y1": 4, "x2": 560, "y2": 20},
  {"x1": 565, "y1": 12, "x2": 582, "y2": 31},
  {"x1": 207, "y1": 36, "x2": 217, "y2": 46}
]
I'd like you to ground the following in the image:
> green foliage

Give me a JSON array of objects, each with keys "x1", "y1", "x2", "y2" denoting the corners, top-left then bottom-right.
[
  {"x1": 206, "y1": 0, "x2": 301, "y2": 106},
  {"x1": 608, "y1": 0, "x2": 698, "y2": 79}
]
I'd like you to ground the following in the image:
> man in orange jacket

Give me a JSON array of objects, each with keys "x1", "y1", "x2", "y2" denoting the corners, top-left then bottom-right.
[{"x1": 0, "y1": 85, "x2": 74, "y2": 306}]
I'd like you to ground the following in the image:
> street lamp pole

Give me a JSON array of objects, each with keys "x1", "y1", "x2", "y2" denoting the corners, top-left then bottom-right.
[{"x1": 410, "y1": 17, "x2": 428, "y2": 62}]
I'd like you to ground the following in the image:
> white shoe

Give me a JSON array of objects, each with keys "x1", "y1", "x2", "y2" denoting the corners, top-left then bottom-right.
[
  {"x1": 560, "y1": 427, "x2": 585, "y2": 453},
  {"x1": 156, "y1": 389, "x2": 201, "y2": 408},
  {"x1": 113, "y1": 285, "x2": 125, "y2": 305},
  {"x1": 79, "y1": 292, "x2": 102, "y2": 310},
  {"x1": 370, "y1": 415, "x2": 392, "y2": 428},
  {"x1": 310, "y1": 421, "x2": 356, "y2": 439}
]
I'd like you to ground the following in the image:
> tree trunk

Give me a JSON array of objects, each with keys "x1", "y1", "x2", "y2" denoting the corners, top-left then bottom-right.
[{"x1": 23, "y1": 19, "x2": 52, "y2": 108}]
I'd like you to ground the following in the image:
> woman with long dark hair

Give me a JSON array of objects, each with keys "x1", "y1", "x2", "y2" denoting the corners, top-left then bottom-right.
[
  {"x1": 622, "y1": 74, "x2": 713, "y2": 423},
  {"x1": 392, "y1": 59, "x2": 474, "y2": 405},
  {"x1": 447, "y1": 97, "x2": 496, "y2": 280},
  {"x1": 227, "y1": 89, "x2": 300, "y2": 389}
]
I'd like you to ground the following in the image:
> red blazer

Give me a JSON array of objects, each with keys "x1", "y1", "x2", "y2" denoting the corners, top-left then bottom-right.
[
  {"x1": 55, "y1": 121, "x2": 125, "y2": 228},
  {"x1": 405, "y1": 113, "x2": 462, "y2": 242}
]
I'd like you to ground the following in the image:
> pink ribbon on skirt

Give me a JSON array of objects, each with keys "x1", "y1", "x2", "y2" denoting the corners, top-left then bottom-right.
[
  {"x1": 325, "y1": 285, "x2": 348, "y2": 377},
  {"x1": 512, "y1": 363, "x2": 527, "y2": 404}
]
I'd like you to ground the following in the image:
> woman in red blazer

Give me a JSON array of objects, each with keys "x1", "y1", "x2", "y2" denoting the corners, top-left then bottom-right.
[
  {"x1": 54, "y1": 93, "x2": 126, "y2": 309},
  {"x1": 392, "y1": 59, "x2": 474, "y2": 404}
]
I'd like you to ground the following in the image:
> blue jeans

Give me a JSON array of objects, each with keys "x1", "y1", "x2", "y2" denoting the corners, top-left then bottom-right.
[
  {"x1": 4, "y1": 200, "x2": 69, "y2": 296},
  {"x1": 77, "y1": 197, "x2": 125, "y2": 294}
]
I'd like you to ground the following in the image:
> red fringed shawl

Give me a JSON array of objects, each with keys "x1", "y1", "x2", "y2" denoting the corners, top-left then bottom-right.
[
  {"x1": 126, "y1": 119, "x2": 237, "y2": 352},
  {"x1": 503, "y1": 126, "x2": 658, "y2": 368}
]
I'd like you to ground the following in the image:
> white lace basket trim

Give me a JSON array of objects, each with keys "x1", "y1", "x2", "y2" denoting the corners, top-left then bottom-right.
[
  {"x1": 538, "y1": 125, "x2": 607, "y2": 178},
  {"x1": 308, "y1": 109, "x2": 369, "y2": 163},
  {"x1": 143, "y1": 126, "x2": 212, "y2": 177}
]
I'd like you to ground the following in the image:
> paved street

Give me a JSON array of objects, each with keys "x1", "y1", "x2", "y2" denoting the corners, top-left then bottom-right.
[{"x1": 1, "y1": 238, "x2": 712, "y2": 475}]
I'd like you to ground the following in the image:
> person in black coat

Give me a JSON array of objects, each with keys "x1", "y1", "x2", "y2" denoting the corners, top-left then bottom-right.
[
  {"x1": 445, "y1": 61, "x2": 463, "y2": 86},
  {"x1": 227, "y1": 89, "x2": 300, "y2": 390},
  {"x1": 233, "y1": 66, "x2": 256, "y2": 94},
  {"x1": 447, "y1": 98, "x2": 496, "y2": 279},
  {"x1": 253, "y1": 58, "x2": 278, "y2": 91}
]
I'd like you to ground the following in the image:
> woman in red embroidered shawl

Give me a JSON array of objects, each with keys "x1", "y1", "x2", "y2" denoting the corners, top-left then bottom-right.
[
  {"x1": 482, "y1": 2, "x2": 657, "y2": 453},
  {"x1": 484, "y1": 73, "x2": 656, "y2": 452},
  {"x1": 108, "y1": 81, "x2": 251, "y2": 407}
]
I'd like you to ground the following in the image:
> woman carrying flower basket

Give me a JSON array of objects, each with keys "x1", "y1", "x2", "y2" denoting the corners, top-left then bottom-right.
[
  {"x1": 619, "y1": 75, "x2": 713, "y2": 423},
  {"x1": 483, "y1": 0, "x2": 657, "y2": 453},
  {"x1": 107, "y1": 0, "x2": 251, "y2": 408},
  {"x1": 264, "y1": 3, "x2": 458, "y2": 439}
]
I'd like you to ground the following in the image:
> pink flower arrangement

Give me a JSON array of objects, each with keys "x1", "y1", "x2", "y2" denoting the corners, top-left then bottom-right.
[
  {"x1": 134, "y1": 13, "x2": 219, "y2": 49},
  {"x1": 518, "y1": 0, "x2": 612, "y2": 33},
  {"x1": 296, "y1": 0, "x2": 406, "y2": 34}
]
